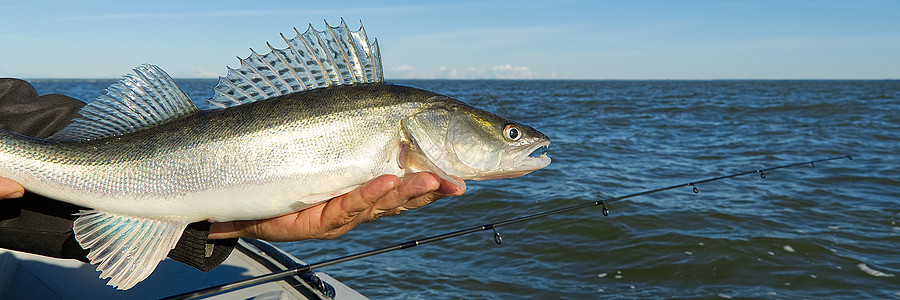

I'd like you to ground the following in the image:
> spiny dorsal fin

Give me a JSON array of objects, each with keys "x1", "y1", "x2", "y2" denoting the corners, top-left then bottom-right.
[
  {"x1": 48, "y1": 64, "x2": 199, "y2": 142},
  {"x1": 207, "y1": 18, "x2": 382, "y2": 109}
]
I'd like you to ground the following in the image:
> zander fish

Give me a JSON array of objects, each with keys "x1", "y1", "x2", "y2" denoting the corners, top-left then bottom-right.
[{"x1": 0, "y1": 19, "x2": 551, "y2": 289}]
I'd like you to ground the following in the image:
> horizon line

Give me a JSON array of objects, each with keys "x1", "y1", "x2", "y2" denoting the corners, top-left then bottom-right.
[{"x1": 20, "y1": 77, "x2": 900, "y2": 81}]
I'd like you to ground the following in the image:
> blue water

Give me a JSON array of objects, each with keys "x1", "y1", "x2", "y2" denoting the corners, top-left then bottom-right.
[{"x1": 29, "y1": 79, "x2": 899, "y2": 299}]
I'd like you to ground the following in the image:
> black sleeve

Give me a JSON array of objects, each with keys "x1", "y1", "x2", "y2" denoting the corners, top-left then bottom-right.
[{"x1": 0, "y1": 78, "x2": 236, "y2": 271}]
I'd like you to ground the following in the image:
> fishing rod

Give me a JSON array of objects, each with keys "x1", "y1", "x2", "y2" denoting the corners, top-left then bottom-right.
[{"x1": 164, "y1": 155, "x2": 852, "y2": 300}]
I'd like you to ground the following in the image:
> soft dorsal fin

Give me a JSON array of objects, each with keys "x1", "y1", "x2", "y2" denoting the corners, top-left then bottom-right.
[
  {"x1": 207, "y1": 18, "x2": 383, "y2": 109},
  {"x1": 48, "y1": 64, "x2": 199, "y2": 142}
]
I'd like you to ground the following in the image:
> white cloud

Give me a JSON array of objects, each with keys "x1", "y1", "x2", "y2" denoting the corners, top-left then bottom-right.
[
  {"x1": 386, "y1": 64, "x2": 539, "y2": 79},
  {"x1": 490, "y1": 64, "x2": 538, "y2": 79},
  {"x1": 387, "y1": 65, "x2": 426, "y2": 79},
  {"x1": 435, "y1": 66, "x2": 459, "y2": 78},
  {"x1": 466, "y1": 67, "x2": 489, "y2": 79}
]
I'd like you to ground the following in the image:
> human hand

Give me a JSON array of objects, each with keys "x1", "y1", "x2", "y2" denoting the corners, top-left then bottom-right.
[
  {"x1": 207, "y1": 172, "x2": 466, "y2": 242},
  {"x1": 0, "y1": 177, "x2": 24, "y2": 199}
]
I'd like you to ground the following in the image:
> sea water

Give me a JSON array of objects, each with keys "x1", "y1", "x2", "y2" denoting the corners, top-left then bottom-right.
[{"x1": 29, "y1": 79, "x2": 899, "y2": 299}]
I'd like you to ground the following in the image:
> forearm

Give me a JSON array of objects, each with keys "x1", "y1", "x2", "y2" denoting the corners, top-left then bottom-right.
[{"x1": 0, "y1": 195, "x2": 88, "y2": 261}]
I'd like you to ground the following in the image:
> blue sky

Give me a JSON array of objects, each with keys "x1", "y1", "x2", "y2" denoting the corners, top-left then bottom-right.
[{"x1": 1, "y1": 0, "x2": 898, "y2": 79}]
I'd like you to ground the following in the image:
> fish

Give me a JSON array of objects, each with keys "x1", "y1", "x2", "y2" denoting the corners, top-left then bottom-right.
[{"x1": 0, "y1": 19, "x2": 551, "y2": 289}]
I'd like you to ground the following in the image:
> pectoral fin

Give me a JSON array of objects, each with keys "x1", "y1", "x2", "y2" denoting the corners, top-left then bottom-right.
[
  {"x1": 401, "y1": 142, "x2": 465, "y2": 189},
  {"x1": 73, "y1": 210, "x2": 190, "y2": 290}
]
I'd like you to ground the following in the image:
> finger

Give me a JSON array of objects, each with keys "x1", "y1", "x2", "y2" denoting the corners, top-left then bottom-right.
[
  {"x1": 309, "y1": 173, "x2": 446, "y2": 238},
  {"x1": 400, "y1": 176, "x2": 467, "y2": 210},
  {"x1": 356, "y1": 172, "x2": 445, "y2": 221},
  {"x1": 435, "y1": 175, "x2": 466, "y2": 197},
  {"x1": 0, "y1": 177, "x2": 24, "y2": 199},
  {"x1": 371, "y1": 172, "x2": 441, "y2": 212},
  {"x1": 337, "y1": 174, "x2": 399, "y2": 214},
  {"x1": 319, "y1": 174, "x2": 400, "y2": 229}
]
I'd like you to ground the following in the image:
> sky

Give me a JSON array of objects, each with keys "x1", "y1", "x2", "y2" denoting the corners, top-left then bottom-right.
[{"x1": 1, "y1": 0, "x2": 898, "y2": 79}]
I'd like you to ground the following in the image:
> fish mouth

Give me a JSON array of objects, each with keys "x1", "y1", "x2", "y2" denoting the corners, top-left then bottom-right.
[
  {"x1": 528, "y1": 143, "x2": 550, "y2": 158},
  {"x1": 518, "y1": 140, "x2": 551, "y2": 169},
  {"x1": 474, "y1": 141, "x2": 552, "y2": 181}
]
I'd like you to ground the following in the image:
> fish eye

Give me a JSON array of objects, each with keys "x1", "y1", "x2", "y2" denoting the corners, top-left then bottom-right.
[{"x1": 503, "y1": 123, "x2": 521, "y2": 141}]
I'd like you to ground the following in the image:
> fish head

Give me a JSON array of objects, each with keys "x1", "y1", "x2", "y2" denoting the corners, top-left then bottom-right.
[{"x1": 404, "y1": 97, "x2": 551, "y2": 181}]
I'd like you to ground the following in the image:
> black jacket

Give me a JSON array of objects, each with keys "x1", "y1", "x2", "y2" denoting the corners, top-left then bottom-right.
[{"x1": 0, "y1": 78, "x2": 236, "y2": 271}]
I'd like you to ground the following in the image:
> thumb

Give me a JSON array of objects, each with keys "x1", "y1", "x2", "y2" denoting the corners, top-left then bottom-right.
[{"x1": 0, "y1": 177, "x2": 24, "y2": 199}]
